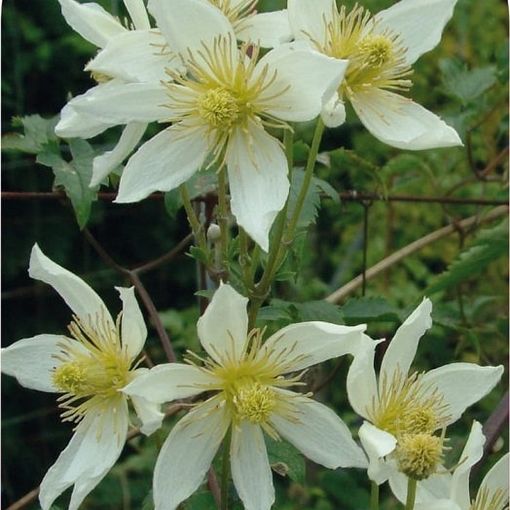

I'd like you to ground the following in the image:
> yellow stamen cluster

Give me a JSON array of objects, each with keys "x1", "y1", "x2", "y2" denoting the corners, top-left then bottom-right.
[
  {"x1": 209, "y1": 0, "x2": 257, "y2": 27},
  {"x1": 198, "y1": 88, "x2": 240, "y2": 128},
  {"x1": 357, "y1": 35, "x2": 393, "y2": 67},
  {"x1": 52, "y1": 312, "x2": 135, "y2": 424},
  {"x1": 232, "y1": 381, "x2": 276, "y2": 424},
  {"x1": 470, "y1": 487, "x2": 509, "y2": 510},
  {"x1": 395, "y1": 433, "x2": 443, "y2": 480}
]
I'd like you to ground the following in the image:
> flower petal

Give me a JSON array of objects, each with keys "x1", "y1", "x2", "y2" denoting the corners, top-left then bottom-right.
[
  {"x1": 116, "y1": 286, "x2": 147, "y2": 359},
  {"x1": 270, "y1": 390, "x2": 367, "y2": 469},
  {"x1": 374, "y1": 0, "x2": 458, "y2": 65},
  {"x1": 86, "y1": 30, "x2": 175, "y2": 83},
  {"x1": 478, "y1": 452, "x2": 509, "y2": 504},
  {"x1": 153, "y1": 396, "x2": 229, "y2": 510},
  {"x1": 351, "y1": 88, "x2": 462, "y2": 150},
  {"x1": 358, "y1": 421, "x2": 396, "y2": 484},
  {"x1": 389, "y1": 469, "x2": 452, "y2": 505},
  {"x1": 115, "y1": 124, "x2": 209, "y2": 203},
  {"x1": 236, "y1": 10, "x2": 292, "y2": 48},
  {"x1": 421, "y1": 363, "x2": 504, "y2": 426},
  {"x1": 123, "y1": 363, "x2": 219, "y2": 403},
  {"x1": 230, "y1": 422, "x2": 274, "y2": 510},
  {"x1": 1, "y1": 334, "x2": 65, "y2": 392},
  {"x1": 129, "y1": 377, "x2": 165, "y2": 436},
  {"x1": 379, "y1": 298, "x2": 432, "y2": 384},
  {"x1": 123, "y1": 0, "x2": 150, "y2": 30},
  {"x1": 197, "y1": 283, "x2": 249, "y2": 364},
  {"x1": 262, "y1": 322, "x2": 367, "y2": 373},
  {"x1": 58, "y1": 0, "x2": 126, "y2": 48},
  {"x1": 90, "y1": 122, "x2": 147, "y2": 187},
  {"x1": 287, "y1": 0, "x2": 334, "y2": 44},
  {"x1": 321, "y1": 93, "x2": 346, "y2": 128},
  {"x1": 39, "y1": 399, "x2": 128, "y2": 510},
  {"x1": 29, "y1": 244, "x2": 114, "y2": 330},
  {"x1": 226, "y1": 121, "x2": 289, "y2": 251},
  {"x1": 255, "y1": 42, "x2": 348, "y2": 122}
]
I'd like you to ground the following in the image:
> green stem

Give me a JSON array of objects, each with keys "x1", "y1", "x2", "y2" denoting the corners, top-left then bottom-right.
[
  {"x1": 239, "y1": 227, "x2": 253, "y2": 292},
  {"x1": 217, "y1": 167, "x2": 229, "y2": 276},
  {"x1": 220, "y1": 428, "x2": 232, "y2": 510},
  {"x1": 405, "y1": 478, "x2": 417, "y2": 510},
  {"x1": 180, "y1": 184, "x2": 207, "y2": 251},
  {"x1": 370, "y1": 481, "x2": 379, "y2": 510}
]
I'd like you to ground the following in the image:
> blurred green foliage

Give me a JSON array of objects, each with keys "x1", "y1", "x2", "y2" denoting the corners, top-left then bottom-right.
[{"x1": 1, "y1": 0, "x2": 508, "y2": 509}]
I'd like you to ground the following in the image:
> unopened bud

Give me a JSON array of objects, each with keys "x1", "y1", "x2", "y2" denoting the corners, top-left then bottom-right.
[{"x1": 207, "y1": 223, "x2": 221, "y2": 243}]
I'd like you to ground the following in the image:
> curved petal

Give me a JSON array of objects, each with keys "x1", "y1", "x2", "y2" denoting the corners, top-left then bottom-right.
[
  {"x1": 390, "y1": 469, "x2": 452, "y2": 505},
  {"x1": 148, "y1": 0, "x2": 237, "y2": 65},
  {"x1": 236, "y1": 10, "x2": 292, "y2": 48},
  {"x1": 58, "y1": 0, "x2": 126, "y2": 48},
  {"x1": 478, "y1": 453, "x2": 509, "y2": 504},
  {"x1": 379, "y1": 298, "x2": 432, "y2": 385},
  {"x1": 230, "y1": 422, "x2": 274, "y2": 510},
  {"x1": 450, "y1": 421, "x2": 484, "y2": 508},
  {"x1": 321, "y1": 93, "x2": 346, "y2": 128},
  {"x1": 358, "y1": 421, "x2": 396, "y2": 484},
  {"x1": 115, "y1": 124, "x2": 209, "y2": 203},
  {"x1": 116, "y1": 286, "x2": 147, "y2": 359},
  {"x1": 91, "y1": 122, "x2": 147, "y2": 187},
  {"x1": 346, "y1": 335, "x2": 383, "y2": 420},
  {"x1": 197, "y1": 283, "x2": 249, "y2": 364},
  {"x1": 287, "y1": 0, "x2": 334, "y2": 44},
  {"x1": 130, "y1": 381, "x2": 165, "y2": 436},
  {"x1": 123, "y1": 0, "x2": 151, "y2": 30},
  {"x1": 86, "y1": 30, "x2": 176, "y2": 83},
  {"x1": 255, "y1": 43, "x2": 348, "y2": 122},
  {"x1": 1, "y1": 334, "x2": 66, "y2": 392},
  {"x1": 351, "y1": 88, "x2": 462, "y2": 150},
  {"x1": 39, "y1": 398, "x2": 129, "y2": 510},
  {"x1": 123, "y1": 363, "x2": 219, "y2": 403},
  {"x1": 56, "y1": 102, "x2": 115, "y2": 139},
  {"x1": 226, "y1": 121, "x2": 289, "y2": 251},
  {"x1": 270, "y1": 390, "x2": 367, "y2": 469},
  {"x1": 29, "y1": 244, "x2": 114, "y2": 330},
  {"x1": 71, "y1": 82, "x2": 170, "y2": 124},
  {"x1": 421, "y1": 363, "x2": 504, "y2": 426},
  {"x1": 374, "y1": 0, "x2": 458, "y2": 65},
  {"x1": 262, "y1": 322, "x2": 367, "y2": 374},
  {"x1": 153, "y1": 396, "x2": 229, "y2": 510}
]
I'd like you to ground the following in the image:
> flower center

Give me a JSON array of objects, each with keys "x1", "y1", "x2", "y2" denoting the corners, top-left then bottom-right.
[
  {"x1": 470, "y1": 487, "x2": 508, "y2": 510},
  {"x1": 198, "y1": 88, "x2": 240, "y2": 129},
  {"x1": 232, "y1": 381, "x2": 276, "y2": 424},
  {"x1": 357, "y1": 35, "x2": 393, "y2": 67},
  {"x1": 395, "y1": 433, "x2": 443, "y2": 480}
]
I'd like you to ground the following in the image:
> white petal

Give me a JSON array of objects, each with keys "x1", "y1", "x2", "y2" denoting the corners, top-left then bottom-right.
[
  {"x1": 421, "y1": 363, "x2": 504, "y2": 426},
  {"x1": 390, "y1": 470, "x2": 452, "y2": 505},
  {"x1": 351, "y1": 88, "x2": 462, "y2": 150},
  {"x1": 262, "y1": 322, "x2": 367, "y2": 373},
  {"x1": 123, "y1": 0, "x2": 150, "y2": 30},
  {"x1": 148, "y1": 0, "x2": 237, "y2": 65},
  {"x1": 236, "y1": 10, "x2": 292, "y2": 48},
  {"x1": 230, "y1": 422, "x2": 274, "y2": 510},
  {"x1": 116, "y1": 286, "x2": 147, "y2": 359},
  {"x1": 39, "y1": 400, "x2": 128, "y2": 510},
  {"x1": 478, "y1": 453, "x2": 509, "y2": 504},
  {"x1": 270, "y1": 390, "x2": 367, "y2": 469},
  {"x1": 415, "y1": 502, "x2": 461, "y2": 510},
  {"x1": 450, "y1": 421, "x2": 484, "y2": 508},
  {"x1": 287, "y1": 0, "x2": 334, "y2": 44},
  {"x1": 58, "y1": 0, "x2": 126, "y2": 48},
  {"x1": 197, "y1": 283, "x2": 249, "y2": 364},
  {"x1": 346, "y1": 335, "x2": 382, "y2": 420},
  {"x1": 226, "y1": 121, "x2": 289, "y2": 251},
  {"x1": 86, "y1": 30, "x2": 175, "y2": 83},
  {"x1": 379, "y1": 298, "x2": 432, "y2": 385},
  {"x1": 90, "y1": 122, "x2": 147, "y2": 187},
  {"x1": 123, "y1": 363, "x2": 218, "y2": 403},
  {"x1": 358, "y1": 421, "x2": 396, "y2": 484},
  {"x1": 255, "y1": 43, "x2": 348, "y2": 122},
  {"x1": 115, "y1": 125, "x2": 209, "y2": 203},
  {"x1": 130, "y1": 382, "x2": 165, "y2": 436},
  {"x1": 56, "y1": 102, "x2": 114, "y2": 139},
  {"x1": 1, "y1": 334, "x2": 65, "y2": 392},
  {"x1": 321, "y1": 93, "x2": 346, "y2": 128},
  {"x1": 375, "y1": 0, "x2": 458, "y2": 65},
  {"x1": 71, "y1": 82, "x2": 170, "y2": 124},
  {"x1": 153, "y1": 397, "x2": 229, "y2": 510},
  {"x1": 29, "y1": 244, "x2": 114, "y2": 330}
]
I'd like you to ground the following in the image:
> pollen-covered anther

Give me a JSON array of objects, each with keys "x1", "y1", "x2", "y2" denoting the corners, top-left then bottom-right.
[
  {"x1": 233, "y1": 382, "x2": 276, "y2": 424},
  {"x1": 53, "y1": 362, "x2": 87, "y2": 393},
  {"x1": 198, "y1": 88, "x2": 240, "y2": 129},
  {"x1": 357, "y1": 35, "x2": 393, "y2": 66},
  {"x1": 395, "y1": 433, "x2": 443, "y2": 480}
]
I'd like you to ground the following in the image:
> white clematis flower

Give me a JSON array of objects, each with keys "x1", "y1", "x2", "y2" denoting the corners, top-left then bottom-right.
[
  {"x1": 389, "y1": 421, "x2": 509, "y2": 510},
  {"x1": 73, "y1": 0, "x2": 347, "y2": 251},
  {"x1": 123, "y1": 283, "x2": 369, "y2": 510},
  {"x1": 288, "y1": 0, "x2": 463, "y2": 149},
  {"x1": 346, "y1": 298, "x2": 504, "y2": 485},
  {"x1": 1, "y1": 244, "x2": 163, "y2": 510}
]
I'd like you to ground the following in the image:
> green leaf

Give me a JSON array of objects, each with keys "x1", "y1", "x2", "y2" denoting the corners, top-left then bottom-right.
[
  {"x1": 164, "y1": 189, "x2": 182, "y2": 218},
  {"x1": 265, "y1": 436, "x2": 306, "y2": 484},
  {"x1": 427, "y1": 220, "x2": 508, "y2": 294},
  {"x1": 184, "y1": 491, "x2": 216, "y2": 510},
  {"x1": 36, "y1": 139, "x2": 97, "y2": 229},
  {"x1": 313, "y1": 176, "x2": 340, "y2": 203},
  {"x1": 287, "y1": 168, "x2": 321, "y2": 228},
  {"x1": 292, "y1": 300, "x2": 344, "y2": 324},
  {"x1": 2, "y1": 114, "x2": 59, "y2": 154},
  {"x1": 340, "y1": 296, "x2": 401, "y2": 324},
  {"x1": 141, "y1": 490, "x2": 155, "y2": 510},
  {"x1": 187, "y1": 246, "x2": 210, "y2": 265}
]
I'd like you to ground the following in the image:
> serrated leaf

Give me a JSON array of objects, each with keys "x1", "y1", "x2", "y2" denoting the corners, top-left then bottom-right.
[
  {"x1": 313, "y1": 176, "x2": 340, "y2": 203},
  {"x1": 265, "y1": 436, "x2": 306, "y2": 484},
  {"x1": 2, "y1": 114, "x2": 59, "y2": 154},
  {"x1": 293, "y1": 300, "x2": 344, "y2": 324},
  {"x1": 340, "y1": 296, "x2": 401, "y2": 324},
  {"x1": 257, "y1": 305, "x2": 292, "y2": 322},
  {"x1": 287, "y1": 168, "x2": 321, "y2": 228},
  {"x1": 187, "y1": 245, "x2": 209, "y2": 265}
]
